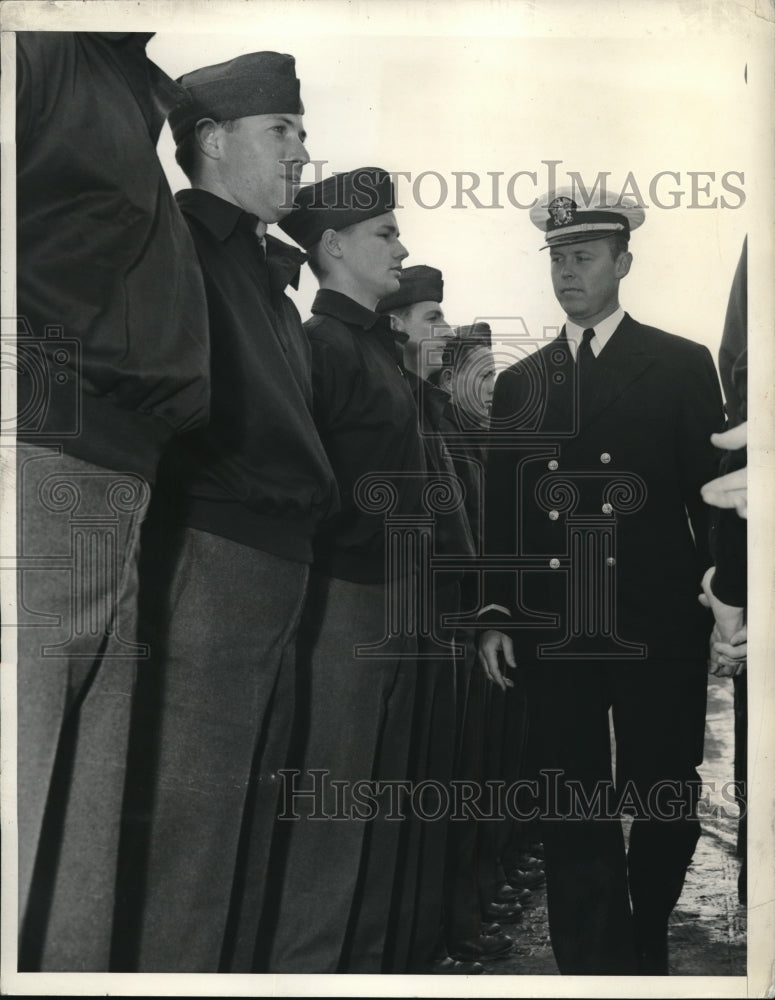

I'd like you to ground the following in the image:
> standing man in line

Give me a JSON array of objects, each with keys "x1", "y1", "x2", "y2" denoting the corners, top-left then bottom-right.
[
  {"x1": 119, "y1": 52, "x2": 338, "y2": 972},
  {"x1": 15, "y1": 31, "x2": 210, "y2": 971},
  {"x1": 380, "y1": 265, "x2": 457, "y2": 379},
  {"x1": 378, "y1": 268, "x2": 500, "y2": 974},
  {"x1": 435, "y1": 328, "x2": 530, "y2": 962},
  {"x1": 479, "y1": 189, "x2": 724, "y2": 974},
  {"x1": 265, "y1": 169, "x2": 424, "y2": 973}
]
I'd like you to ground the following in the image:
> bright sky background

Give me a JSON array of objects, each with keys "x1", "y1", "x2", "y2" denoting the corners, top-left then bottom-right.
[{"x1": 139, "y1": 3, "x2": 759, "y2": 373}]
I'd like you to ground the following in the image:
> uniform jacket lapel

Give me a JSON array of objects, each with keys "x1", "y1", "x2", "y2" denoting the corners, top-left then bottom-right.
[
  {"x1": 577, "y1": 313, "x2": 657, "y2": 430},
  {"x1": 541, "y1": 314, "x2": 657, "y2": 434}
]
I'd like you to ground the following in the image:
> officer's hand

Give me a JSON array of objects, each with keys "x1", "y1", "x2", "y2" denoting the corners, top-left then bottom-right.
[
  {"x1": 477, "y1": 630, "x2": 516, "y2": 691},
  {"x1": 709, "y1": 622, "x2": 747, "y2": 677}
]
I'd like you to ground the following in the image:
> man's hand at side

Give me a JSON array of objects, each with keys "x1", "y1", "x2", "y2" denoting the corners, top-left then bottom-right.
[{"x1": 478, "y1": 629, "x2": 517, "y2": 691}]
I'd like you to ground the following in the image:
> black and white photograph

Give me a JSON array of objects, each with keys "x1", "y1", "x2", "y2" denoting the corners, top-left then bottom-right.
[{"x1": 1, "y1": 0, "x2": 773, "y2": 996}]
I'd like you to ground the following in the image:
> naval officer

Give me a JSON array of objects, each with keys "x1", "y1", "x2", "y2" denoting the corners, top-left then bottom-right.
[{"x1": 478, "y1": 188, "x2": 724, "y2": 974}]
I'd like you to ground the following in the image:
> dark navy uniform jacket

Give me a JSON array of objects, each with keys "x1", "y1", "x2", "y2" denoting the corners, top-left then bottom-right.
[
  {"x1": 406, "y1": 375, "x2": 475, "y2": 569},
  {"x1": 305, "y1": 289, "x2": 427, "y2": 584},
  {"x1": 483, "y1": 313, "x2": 724, "y2": 662},
  {"x1": 16, "y1": 32, "x2": 210, "y2": 480},
  {"x1": 164, "y1": 190, "x2": 338, "y2": 563}
]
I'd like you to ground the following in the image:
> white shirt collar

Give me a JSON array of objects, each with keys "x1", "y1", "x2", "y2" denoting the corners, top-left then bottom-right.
[{"x1": 564, "y1": 306, "x2": 625, "y2": 358}]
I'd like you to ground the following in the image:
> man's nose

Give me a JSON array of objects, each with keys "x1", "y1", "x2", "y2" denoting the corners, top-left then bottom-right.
[
  {"x1": 395, "y1": 241, "x2": 409, "y2": 261},
  {"x1": 289, "y1": 136, "x2": 310, "y2": 166}
]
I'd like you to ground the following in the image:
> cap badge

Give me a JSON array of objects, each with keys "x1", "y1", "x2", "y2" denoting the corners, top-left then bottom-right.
[{"x1": 548, "y1": 196, "x2": 576, "y2": 226}]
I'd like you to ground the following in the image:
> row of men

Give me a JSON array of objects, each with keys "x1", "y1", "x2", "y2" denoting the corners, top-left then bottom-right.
[
  {"x1": 15, "y1": 36, "x2": 531, "y2": 975},
  {"x1": 16, "y1": 36, "x2": 747, "y2": 977}
]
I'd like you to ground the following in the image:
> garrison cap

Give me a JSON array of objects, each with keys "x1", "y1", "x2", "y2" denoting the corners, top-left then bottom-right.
[
  {"x1": 278, "y1": 167, "x2": 395, "y2": 250},
  {"x1": 443, "y1": 325, "x2": 493, "y2": 371},
  {"x1": 376, "y1": 265, "x2": 443, "y2": 314},
  {"x1": 530, "y1": 186, "x2": 645, "y2": 249},
  {"x1": 456, "y1": 321, "x2": 492, "y2": 346},
  {"x1": 169, "y1": 51, "x2": 302, "y2": 144}
]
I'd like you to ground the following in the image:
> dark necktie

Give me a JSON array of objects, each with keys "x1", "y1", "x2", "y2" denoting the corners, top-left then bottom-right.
[{"x1": 577, "y1": 326, "x2": 596, "y2": 379}]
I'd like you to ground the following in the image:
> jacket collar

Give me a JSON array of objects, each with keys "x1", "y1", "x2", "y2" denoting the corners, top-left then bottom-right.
[
  {"x1": 311, "y1": 288, "x2": 393, "y2": 334},
  {"x1": 176, "y1": 189, "x2": 307, "y2": 291}
]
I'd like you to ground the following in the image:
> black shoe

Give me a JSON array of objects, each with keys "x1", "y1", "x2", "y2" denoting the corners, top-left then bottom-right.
[
  {"x1": 493, "y1": 882, "x2": 521, "y2": 903},
  {"x1": 516, "y1": 853, "x2": 545, "y2": 870},
  {"x1": 482, "y1": 900, "x2": 523, "y2": 924},
  {"x1": 452, "y1": 929, "x2": 515, "y2": 962},
  {"x1": 493, "y1": 882, "x2": 533, "y2": 906},
  {"x1": 506, "y1": 867, "x2": 546, "y2": 890},
  {"x1": 429, "y1": 954, "x2": 485, "y2": 974}
]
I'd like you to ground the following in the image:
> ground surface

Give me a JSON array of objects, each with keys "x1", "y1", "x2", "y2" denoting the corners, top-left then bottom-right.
[{"x1": 483, "y1": 674, "x2": 746, "y2": 977}]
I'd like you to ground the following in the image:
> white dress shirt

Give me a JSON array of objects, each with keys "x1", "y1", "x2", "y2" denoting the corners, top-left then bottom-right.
[{"x1": 564, "y1": 305, "x2": 625, "y2": 359}]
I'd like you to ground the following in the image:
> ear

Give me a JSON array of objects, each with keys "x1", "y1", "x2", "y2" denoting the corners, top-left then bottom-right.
[
  {"x1": 615, "y1": 251, "x2": 633, "y2": 279},
  {"x1": 438, "y1": 367, "x2": 453, "y2": 392},
  {"x1": 195, "y1": 119, "x2": 223, "y2": 161},
  {"x1": 319, "y1": 228, "x2": 343, "y2": 261}
]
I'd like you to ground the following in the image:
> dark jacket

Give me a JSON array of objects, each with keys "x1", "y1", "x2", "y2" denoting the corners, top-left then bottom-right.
[
  {"x1": 406, "y1": 375, "x2": 475, "y2": 566},
  {"x1": 16, "y1": 32, "x2": 210, "y2": 479},
  {"x1": 438, "y1": 399, "x2": 488, "y2": 612},
  {"x1": 438, "y1": 400, "x2": 488, "y2": 551},
  {"x1": 165, "y1": 190, "x2": 338, "y2": 564},
  {"x1": 483, "y1": 313, "x2": 724, "y2": 661},
  {"x1": 305, "y1": 289, "x2": 426, "y2": 583}
]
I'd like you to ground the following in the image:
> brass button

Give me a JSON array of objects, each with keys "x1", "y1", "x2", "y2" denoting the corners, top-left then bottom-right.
[
  {"x1": 549, "y1": 558, "x2": 560, "y2": 569},
  {"x1": 548, "y1": 459, "x2": 559, "y2": 471},
  {"x1": 600, "y1": 452, "x2": 611, "y2": 464},
  {"x1": 606, "y1": 556, "x2": 616, "y2": 567},
  {"x1": 548, "y1": 510, "x2": 559, "y2": 521},
  {"x1": 602, "y1": 503, "x2": 613, "y2": 514}
]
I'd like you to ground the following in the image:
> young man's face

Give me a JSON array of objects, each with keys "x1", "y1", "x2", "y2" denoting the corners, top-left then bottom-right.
[
  {"x1": 337, "y1": 212, "x2": 409, "y2": 302},
  {"x1": 217, "y1": 113, "x2": 309, "y2": 223},
  {"x1": 549, "y1": 237, "x2": 631, "y2": 327},
  {"x1": 392, "y1": 300, "x2": 454, "y2": 377},
  {"x1": 452, "y1": 344, "x2": 497, "y2": 426}
]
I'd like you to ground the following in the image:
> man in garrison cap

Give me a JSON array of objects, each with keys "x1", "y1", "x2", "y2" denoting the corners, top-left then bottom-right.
[
  {"x1": 431, "y1": 325, "x2": 535, "y2": 965},
  {"x1": 117, "y1": 52, "x2": 338, "y2": 972},
  {"x1": 263, "y1": 168, "x2": 426, "y2": 974},
  {"x1": 15, "y1": 32, "x2": 210, "y2": 972},
  {"x1": 376, "y1": 275, "x2": 508, "y2": 974},
  {"x1": 377, "y1": 264, "x2": 456, "y2": 378},
  {"x1": 478, "y1": 187, "x2": 724, "y2": 974}
]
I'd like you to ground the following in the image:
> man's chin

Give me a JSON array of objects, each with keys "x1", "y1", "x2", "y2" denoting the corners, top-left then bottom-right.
[
  {"x1": 379, "y1": 274, "x2": 402, "y2": 295},
  {"x1": 272, "y1": 204, "x2": 295, "y2": 223}
]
